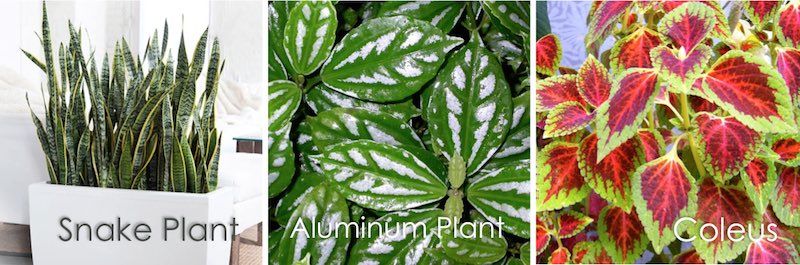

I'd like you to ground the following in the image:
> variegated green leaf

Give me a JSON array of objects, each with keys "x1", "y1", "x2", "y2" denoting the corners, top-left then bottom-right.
[
  {"x1": 307, "y1": 108, "x2": 423, "y2": 150},
  {"x1": 268, "y1": 80, "x2": 302, "y2": 131},
  {"x1": 320, "y1": 16, "x2": 463, "y2": 102},
  {"x1": 269, "y1": 123, "x2": 295, "y2": 198},
  {"x1": 306, "y1": 83, "x2": 420, "y2": 121},
  {"x1": 278, "y1": 184, "x2": 349, "y2": 265},
  {"x1": 467, "y1": 161, "x2": 530, "y2": 238},
  {"x1": 441, "y1": 222, "x2": 508, "y2": 264},
  {"x1": 377, "y1": 1, "x2": 465, "y2": 33},
  {"x1": 348, "y1": 209, "x2": 446, "y2": 264},
  {"x1": 275, "y1": 171, "x2": 325, "y2": 226},
  {"x1": 482, "y1": 1, "x2": 530, "y2": 37},
  {"x1": 284, "y1": 0, "x2": 337, "y2": 75},
  {"x1": 520, "y1": 242, "x2": 530, "y2": 265},
  {"x1": 268, "y1": 1, "x2": 296, "y2": 80}
]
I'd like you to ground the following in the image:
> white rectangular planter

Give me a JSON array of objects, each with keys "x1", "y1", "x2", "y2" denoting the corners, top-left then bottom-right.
[
  {"x1": 29, "y1": 182, "x2": 235, "y2": 265},
  {"x1": 0, "y1": 117, "x2": 48, "y2": 224}
]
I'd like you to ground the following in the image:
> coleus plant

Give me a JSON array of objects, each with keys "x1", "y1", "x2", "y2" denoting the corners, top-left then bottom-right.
[
  {"x1": 537, "y1": 0, "x2": 800, "y2": 264},
  {"x1": 268, "y1": 1, "x2": 531, "y2": 264}
]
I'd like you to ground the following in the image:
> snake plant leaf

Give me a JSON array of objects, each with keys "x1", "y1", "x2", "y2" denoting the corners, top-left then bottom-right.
[
  {"x1": 320, "y1": 16, "x2": 463, "y2": 102},
  {"x1": 307, "y1": 107, "x2": 423, "y2": 150},
  {"x1": 312, "y1": 140, "x2": 447, "y2": 211},
  {"x1": 377, "y1": 1, "x2": 465, "y2": 33},
  {"x1": 269, "y1": 123, "x2": 296, "y2": 198},
  {"x1": 119, "y1": 132, "x2": 133, "y2": 189},
  {"x1": 275, "y1": 171, "x2": 325, "y2": 226},
  {"x1": 306, "y1": 84, "x2": 419, "y2": 121},
  {"x1": 467, "y1": 161, "x2": 531, "y2": 238},
  {"x1": 284, "y1": 0, "x2": 337, "y2": 75},
  {"x1": 441, "y1": 222, "x2": 508, "y2": 264},
  {"x1": 348, "y1": 209, "x2": 445, "y2": 264},
  {"x1": 268, "y1": 80, "x2": 302, "y2": 132},
  {"x1": 428, "y1": 41, "x2": 512, "y2": 176},
  {"x1": 482, "y1": 1, "x2": 530, "y2": 38},
  {"x1": 161, "y1": 94, "x2": 174, "y2": 191},
  {"x1": 205, "y1": 129, "x2": 221, "y2": 192},
  {"x1": 171, "y1": 134, "x2": 187, "y2": 192},
  {"x1": 277, "y1": 184, "x2": 349, "y2": 265},
  {"x1": 180, "y1": 136, "x2": 198, "y2": 192}
]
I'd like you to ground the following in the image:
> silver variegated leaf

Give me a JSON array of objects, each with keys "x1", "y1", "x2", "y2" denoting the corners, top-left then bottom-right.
[
  {"x1": 312, "y1": 140, "x2": 447, "y2": 211},
  {"x1": 284, "y1": 0, "x2": 337, "y2": 75},
  {"x1": 467, "y1": 161, "x2": 531, "y2": 238},
  {"x1": 520, "y1": 242, "x2": 530, "y2": 265},
  {"x1": 268, "y1": 80, "x2": 302, "y2": 131},
  {"x1": 320, "y1": 16, "x2": 463, "y2": 102},
  {"x1": 268, "y1": 1, "x2": 295, "y2": 80},
  {"x1": 308, "y1": 108, "x2": 423, "y2": 150},
  {"x1": 441, "y1": 222, "x2": 508, "y2": 264},
  {"x1": 306, "y1": 84, "x2": 420, "y2": 121},
  {"x1": 377, "y1": 1, "x2": 465, "y2": 33},
  {"x1": 491, "y1": 91, "x2": 530, "y2": 161},
  {"x1": 268, "y1": 228, "x2": 284, "y2": 265},
  {"x1": 277, "y1": 184, "x2": 349, "y2": 265},
  {"x1": 348, "y1": 209, "x2": 446, "y2": 264},
  {"x1": 482, "y1": 1, "x2": 530, "y2": 37},
  {"x1": 428, "y1": 41, "x2": 513, "y2": 176},
  {"x1": 269, "y1": 123, "x2": 295, "y2": 198},
  {"x1": 275, "y1": 171, "x2": 325, "y2": 226}
]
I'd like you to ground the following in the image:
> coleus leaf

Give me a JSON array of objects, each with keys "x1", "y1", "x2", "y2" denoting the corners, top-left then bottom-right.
[
  {"x1": 657, "y1": 2, "x2": 716, "y2": 50},
  {"x1": 772, "y1": 166, "x2": 800, "y2": 226},
  {"x1": 771, "y1": 134, "x2": 800, "y2": 166},
  {"x1": 348, "y1": 209, "x2": 446, "y2": 264},
  {"x1": 597, "y1": 205, "x2": 649, "y2": 264},
  {"x1": 744, "y1": 0, "x2": 781, "y2": 29},
  {"x1": 594, "y1": 68, "x2": 659, "y2": 162},
  {"x1": 535, "y1": 34, "x2": 561, "y2": 76},
  {"x1": 609, "y1": 27, "x2": 662, "y2": 74},
  {"x1": 268, "y1": 80, "x2": 302, "y2": 131},
  {"x1": 549, "y1": 247, "x2": 571, "y2": 264},
  {"x1": 482, "y1": 1, "x2": 530, "y2": 37},
  {"x1": 571, "y1": 241, "x2": 613, "y2": 264},
  {"x1": 306, "y1": 84, "x2": 420, "y2": 121},
  {"x1": 579, "y1": 133, "x2": 645, "y2": 212},
  {"x1": 283, "y1": 0, "x2": 337, "y2": 75},
  {"x1": 377, "y1": 1, "x2": 465, "y2": 33},
  {"x1": 557, "y1": 210, "x2": 593, "y2": 239},
  {"x1": 274, "y1": 171, "x2": 325, "y2": 226},
  {"x1": 428, "y1": 40, "x2": 512, "y2": 176},
  {"x1": 468, "y1": 161, "x2": 531, "y2": 238},
  {"x1": 320, "y1": 16, "x2": 463, "y2": 102},
  {"x1": 544, "y1": 101, "x2": 594, "y2": 138},
  {"x1": 695, "y1": 50, "x2": 796, "y2": 133},
  {"x1": 638, "y1": 129, "x2": 666, "y2": 162},
  {"x1": 650, "y1": 45, "x2": 712, "y2": 93},
  {"x1": 441, "y1": 222, "x2": 508, "y2": 264},
  {"x1": 742, "y1": 157, "x2": 778, "y2": 215},
  {"x1": 585, "y1": 1, "x2": 634, "y2": 46},
  {"x1": 313, "y1": 140, "x2": 447, "y2": 211},
  {"x1": 536, "y1": 74, "x2": 582, "y2": 111},
  {"x1": 672, "y1": 249, "x2": 705, "y2": 264},
  {"x1": 691, "y1": 178, "x2": 757, "y2": 264},
  {"x1": 776, "y1": 1, "x2": 800, "y2": 48},
  {"x1": 659, "y1": 1, "x2": 731, "y2": 40},
  {"x1": 537, "y1": 142, "x2": 591, "y2": 211},
  {"x1": 776, "y1": 47, "x2": 800, "y2": 104},
  {"x1": 268, "y1": 123, "x2": 295, "y2": 198},
  {"x1": 576, "y1": 55, "x2": 610, "y2": 107},
  {"x1": 693, "y1": 112, "x2": 762, "y2": 182},
  {"x1": 307, "y1": 108, "x2": 423, "y2": 150},
  {"x1": 277, "y1": 184, "x2": 349, "y2": 265},
  {"x1": 632, "y1": 152, "x2": 698, "y2": 253},
  {"x1": 536, "y1": 224, "x2": 550, "y2": 255},
  {"x1": 746, "y1": 236, "x2": 800, "y2": 264}
]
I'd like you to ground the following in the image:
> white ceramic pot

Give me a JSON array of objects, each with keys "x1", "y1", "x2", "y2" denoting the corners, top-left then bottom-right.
[
  {"x1": 28, "y1": 182, "x2": 235, "y2": 265},
  {"x1": 0, "y1": 117, "x2": 48, "y2": 225}
]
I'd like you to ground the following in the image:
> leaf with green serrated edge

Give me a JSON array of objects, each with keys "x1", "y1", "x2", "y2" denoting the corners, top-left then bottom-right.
[
  {"x1": 742, "y1": 157, "x2": 777, "y2": 215},
  {"x1": 277, "y1": 184, "x2": 349, "y2": 265},
  {"x1": 348, "y1": 209, "x2": 445, "y2": 264},
  {"x1": 744, "y1": 0, "x2": 781, "y2": 29},
  {"x1": 771, "y1": 134, "x2": 800, "y2": 166},
  {"x1": 313, "y1": 140, "x2": 446, "y2": 211},
  {"x1": 535, "y1": 224, "x2": 549, "y2": 255},
  {"x1": 597, "y1": 205, "x2": 649, "y2": 264},
  {"x1": 320, "y1": 16, "x2": 462, "y2": 102},
  {"x1": 269, "y1": 123, "x2": 295, "y2": 198},
  {"x1": 537, "y1": 141, "x2": 590, "y2": 211},
  {"x1": 632, "y1": 153, "x2": 697, "y2": 253},
  {"x1": 377, "y1": 1, "x2": 465, "y2": 33},
  {"x1": 557, "y1": 210, "x2": 593, "y2": 239},
  {"x1": 776, "y1": 47, "x2": 800, "y2": 104},
  {"x1": 544, "y1": 101, "x2": 594, "y2": 138},
  {"x1": 609, "y1": 27, "x2": 661, "y2": 74},
  {"x1": 308, "y1": 108, "x2": 423, "y2": 150},
  {"x1": 536, "y1": 74, "x2": 583, "y2": 111},
  {"x1": 745, "y1": 236, "x2": 800, "y2": 264},
  {"x1": 428, "y1": 40, "x2": 512, "y2": 176},
  {"x1": 576, "y1": 55, "x2": 610, "y2": 107},
  {"x1": 441, "y1": 222, "x2": 507, "y2": 264},
  {"x1": 579, "y1": 133, "x2": 645, "y2": 212},
  {"x1": 268, "y1": 80, "x2": 302, "y2": 132},
  {"x1": 535, "y1": 34, "x2": 561, "y2": 76},
  {"x1": 638, "y1": 129, "x2": 666, "y2": 162},
  {"x1": 549, "y1": 247, "x2": 570, "y2": 264},
  {"x1": 693, "y1": 112, "x2": 762, "y2": 182},
  {"x1": 657, "y1": 2, "x2": 716, "y2": 50},
  {"x1": 306, "y1": 84, "x2": 419, "y2": 121},
  {"x1": 283, "y1": 1, "x2": 337, "y2": 75},
  {"x1": 651, "y1": 45, "x2": 711, "y2": 93},
  {"x1": 696, "y1": 50, "x2": 797, "y2": 133},
  {"x1": 585, "y1": 1, "x2": 634, "y2": 46},
  {"x1": 275, "y1": 171, "x2": 325, "y2": 226},
  {"x1": 520, "y1": 242, "x2": 530, "y2": 265},
  {"x1": 672, "y1": 248, "x2": 705, "y2": 264},
  {"x1": 776, "y1": 1, "x2": 800, "y2": 48},
  {"x1": 691, "y1": 178, "x2": 757, "y2": 264},
  {"x1": 571, "y1": 241, "x2": 613, "y2": 264},
  {"x1": 482, "y1": 1, "x2": 529, "y2": 37},
  {"x1": 467, "y1": 161, "x2": 530, "y2": 238},
  {"x1": 772, "y1": 166, "x2": 800, "y2": 227}
]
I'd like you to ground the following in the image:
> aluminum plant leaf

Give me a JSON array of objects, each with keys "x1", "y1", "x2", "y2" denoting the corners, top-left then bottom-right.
[
  {"x1": 348, "y1": 209, "x2": 445, "y2": 264},
  {"x1": 283, "y1": 1, "x2": 337, "y2": 75},
  {"x1": 268, "y1": 80, "x2": 302, "y2": 131},
  {"x1": 428, "y1": 41, "x2": 512, "y2": 176},
  {"x1": 306, "y1": 84, "x2": 419, "y2": 121},
  {"x1": 268, "y1": 1, "x2": 296, "y2": 80},
  {"x1": 771, "y1": 134, "x2": 800, "y2": 166},
  {"x1": 578, "y1": 133, "x2": 645, "y2": 212},
  {"x1": 467, "y1": 161, "x2": 531, "y2": 238},
  {"x1": 277, "y1": 184, "x2": 349, "y2": 265},
  {"x1": 320, "y1": 16, "x2": 463, "y2": 102},
  {"x1": 597, "y1": 205, "x2": 649, "y2": 264},
  {"x1": 693, "y1": 112, "x2": 762, "y2": 182},
  {"x1": 275, "y1": 171, "x2": 325, "y2": 226},
  {"x1": 482, "y1": 1, "x2": 530, "y2": 37},
  {"x1": 307, "y1": 108, "x2": 423, "y2": 150},
  {"x1": 313, "y1": 140, "x2": 447, "y2": 211},
  {"x1": 488, "y1": 91, "x2": 530, "y2": 163},
  {"x1": 777, "y1": 1, "x2": 800, "y2": 48},
  {"x1": 535, "y1": 34, "x2": 561, "y2": 76},
  {"x1": 691, "y1": 179, "x2": 757, "y2": 263},
  {"x1": 441, "y1": 222, "x2": 507, "y2": 264},
  {"x1": 742, "y1": 157, "x2": 777, "y2": 215},
  {"x1": 377, "y1": 1, "x2": 465, "y2": 33},
  {"x1": 520, "y1": 242, "x2": 530, "y2": 265},
  {"x1": 269, "y1": 123, "x2": 295, "y2": 198},
  {"x1": 771, "y1": 166, "x2": 800, "y2": 226},
  {"x1": 609, "y1": 27, "x2": 661, "y2": 74},
  {"x1": 657, "y1": 3, "x2": 716, "y2": 50},
  {"x1": 536, "y1": 142, "x2": 590, "y2": 212},
  {"x1": 745, "y1": 236, "x2": 800, "y2": 264}
]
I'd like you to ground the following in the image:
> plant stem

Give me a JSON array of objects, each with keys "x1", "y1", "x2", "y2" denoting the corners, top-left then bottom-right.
[
  {"x1": 304, "y1": 75, "x2": 322, "y2": 92},
  {"x1": 679, "y1": 92, "x2": 707, "y2": 177}
]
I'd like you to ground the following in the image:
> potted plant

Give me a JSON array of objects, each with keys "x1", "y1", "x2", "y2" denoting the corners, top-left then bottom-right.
[{"x1": 25, "y1": 3, "x2": 232, "y2": 264}]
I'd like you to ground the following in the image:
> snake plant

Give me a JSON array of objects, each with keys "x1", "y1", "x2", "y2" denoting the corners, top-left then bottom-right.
[{"x1": 24, "y1": 2, "x2": 224, "y2": 193}]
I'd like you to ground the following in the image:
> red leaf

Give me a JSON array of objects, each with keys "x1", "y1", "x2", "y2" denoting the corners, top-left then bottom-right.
[
  {"x1": 638, "y1": 130, "x2": 664, "y2": 162},
  {"x1": 690, "y1": 95, "x2": 718, "y2": 113},
  {"x1": 610, "y1": 27, "x2": 662, "y2": 73},
  {"x1": 745, "y1": 237, "x2": 800, "y2": 264},
  {"x1": 773, "y1": 167, "x2": 800, "y2": 226},
  {"x1": 537, "y1": 34, "x2": 562, "y2": 76},
  {"x1": 536, "y1": 224, "x2": 551, "y2": 255},
  {"x1": 651, "y1": 45, "x2": 712, "y2": 92},
  {"x1": 657, "y1": 2, "x2": 716, "y2": 50},
  {"x1": 777, "y1": 2, "x2": 800, "y2": 48},
  {"x1": 772, "y1": 136, "x2": 800, "y2": 165},
  {"x1": 586, "y1": 1, "x2": 634, "y2": 45},
  {"x1": 579, "y1": 133, "x2": 644, "y2": 212},
  {"x1": 536, "y1": 74, "x2": 583, "y2": 111},
  {"x1": 549, "y1": 247, "x2": 571, "y2": 264},
  {"x1": 594, "y1": 68, "x2": 659, "y2": 161},
  {"x1": 693, "y1": 112, "x2": 762, "y2": 182},
  {"x1": 693, "y1": 178, "x2": 757, "y2": 263},
  {"x1": 537, "y1": 142, "x2": 591, "y2": 211},
  {"x1": 745, "y1": 158, "x2": 773, "y2": 193},
  {"x1": 577, "y1": 55, "x2": 611, "y2": 107},
  {"x1": 673, "y1": 249, "x2": 706, "y2": 264},
  {"x1": 659, "y1": 1, "x2": 731, "y2": 39},
  {"x1": 697, "y1": 50, "x2": 796, "y2": 133},
  {"x1": 544, "y1": 102, "x2": 594, "y2": 138},
  {"x1": 558, "y1": 210, "x2": 594, "y2": 239},
  {"x1": 597, "y1": 205, "x2": 648, "y2": 263},
  {"x1": 571, "y1": 241, "x2": 613, "y2": 264},
  {"x1": 776, "y1": 48, "x2": 800, "y2": 103},
  {"x1": 744, "y1": 0, "x2": 781, "y2": 28},
  {"x1": 743, "y1": 158, "x2": 778, "y2": 214}
]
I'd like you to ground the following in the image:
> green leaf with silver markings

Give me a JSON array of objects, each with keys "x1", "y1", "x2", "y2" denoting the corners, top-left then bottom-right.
[
  {"x1": 268, "y1": 1, "x2": 296, "y2": 80},
  {"x1": 308, "y1": 107, "x2": 424, "y2": 150},
  {"x1": 377, "y1": 1, "x2": 465, "y2": 33},
  {"x1": 268, "y1": 80, "x2": 302, "y2": 132},
  {"x1": 482, "y1": 1, "x2": 530, "y2": 37},
  {"x1": 441, "y1": 222, "x2": 508, "y2": 264},
  {"x1": 277, "y1": 184, "x2": 349, "y2": 265},
  {"x1": 520, "y1": 242, "x2": 531, "y2": 265},
  {"x1": 269, "y1": 123, "x2": 295, "y2": 198},
  {"x1": 490, "y1": 91, "x2": 530, "y2": 162},
  {"x1": 320, "y1": 16, "x2": 463, "y2": 102},
  {"x1": 467, "y1": 161, "x2": 531, "y2": 238},
  {"x1": 348, "y1": 209, "x2": 446, "y2": 264},
  {"x1": 306, "y1": 83, "x2": 420, "y2": 121},
  {"x1": 275, "y1": 171, "x2": 325, "y2": 226},
  {"x1": 284, "y1": 0, "x2": 337, "y2": 75}
]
